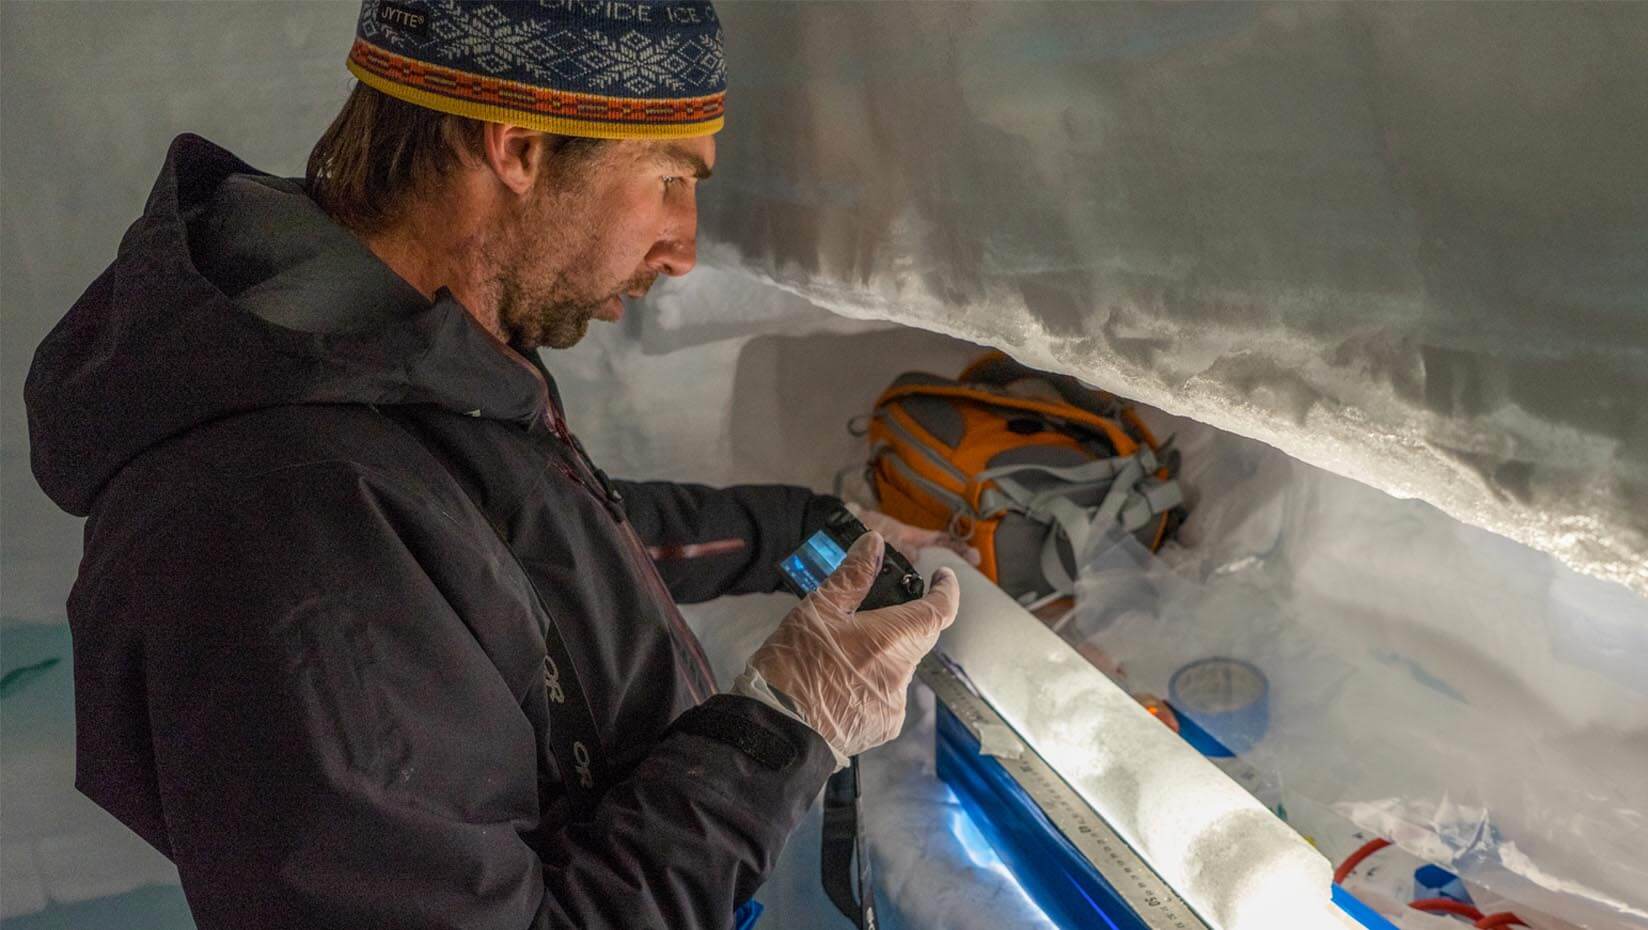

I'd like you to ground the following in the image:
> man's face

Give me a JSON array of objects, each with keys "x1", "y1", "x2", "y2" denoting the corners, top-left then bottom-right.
[{"x1": 488, "y1": 135, "x2": 713, "y2": 350}]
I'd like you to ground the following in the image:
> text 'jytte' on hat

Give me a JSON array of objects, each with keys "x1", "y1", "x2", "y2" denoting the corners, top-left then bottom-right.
[{"x1": 347, "y1": 0, "x2": 726, "y2": 140}]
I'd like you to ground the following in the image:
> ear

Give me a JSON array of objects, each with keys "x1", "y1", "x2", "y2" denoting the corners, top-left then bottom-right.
[{"x1": 480, "y1": 123, "x2": 549, "y2": 197}]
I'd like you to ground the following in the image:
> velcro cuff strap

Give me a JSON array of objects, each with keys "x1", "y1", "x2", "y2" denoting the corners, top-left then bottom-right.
[{"x1": 674, "y1": 696, "x2": 802, "y2": 771}]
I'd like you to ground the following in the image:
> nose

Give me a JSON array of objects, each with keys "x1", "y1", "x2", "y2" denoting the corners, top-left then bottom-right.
[
  {"x1": 644, "y1": 194, "x2": 698, "y2": 278},
  {"x1": 644, "y1": 233, "x2": 697, "y2": 278}
]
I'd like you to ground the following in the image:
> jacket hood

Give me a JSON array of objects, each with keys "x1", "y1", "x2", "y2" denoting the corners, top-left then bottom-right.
[{"x1": 27, "y1": 133, "x2": 551, "y2": 516}]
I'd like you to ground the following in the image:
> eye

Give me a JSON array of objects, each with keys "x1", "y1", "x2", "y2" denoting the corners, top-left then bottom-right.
[{"x1": 662, "y1": 176, "x2": 683, "y2": 190}]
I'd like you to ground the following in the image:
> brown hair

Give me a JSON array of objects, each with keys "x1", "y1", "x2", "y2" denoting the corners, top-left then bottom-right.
[{"x1": 306, "y1": 83, "x2": 605, "y2": 235}]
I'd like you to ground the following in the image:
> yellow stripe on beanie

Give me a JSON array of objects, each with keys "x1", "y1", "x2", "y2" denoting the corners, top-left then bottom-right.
[{"x1": 348, "y1": 0, "x2": 727, "y2": 139}]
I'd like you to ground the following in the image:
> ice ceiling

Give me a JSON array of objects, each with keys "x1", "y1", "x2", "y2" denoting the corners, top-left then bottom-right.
[{"x1": 698, "y1": 2, "x2": 1648, "y2": 597}]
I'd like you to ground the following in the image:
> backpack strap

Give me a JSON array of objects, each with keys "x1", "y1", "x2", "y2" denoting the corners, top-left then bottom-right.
[
  {"x1": 994, "y1": 457, "x2": 1184, "y2": 597},
  {"x1": 973, "y1": 448, "x2": 1153, "y2": 488},
  {"x1": 1036, "y1": 458, "x2": 1142, "y2": 596}
]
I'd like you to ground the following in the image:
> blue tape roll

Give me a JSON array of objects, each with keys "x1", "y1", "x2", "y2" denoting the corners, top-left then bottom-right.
[{"x1": 1168, "y1": 657, "x2": 1269, "y2": 757}]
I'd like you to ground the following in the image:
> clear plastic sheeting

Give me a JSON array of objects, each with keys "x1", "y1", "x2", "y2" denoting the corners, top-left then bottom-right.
[
  {"x1": 1067, "y1": 408, "x2": 1648, "y2": 929},
  {"x1": 705, "y1": 2, "x2": 1648, "y2": 598}
]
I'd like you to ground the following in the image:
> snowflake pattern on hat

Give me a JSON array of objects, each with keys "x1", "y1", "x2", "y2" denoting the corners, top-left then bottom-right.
[
  {"x1": 579, "y1": 31, "x2": 724, "y2": 95},
  {"x1": 348, "y1": 0, "x2": 725, "y2": 136},
  {"x1": 356, "y1": 0, "x2": 724, "y2": 99}
]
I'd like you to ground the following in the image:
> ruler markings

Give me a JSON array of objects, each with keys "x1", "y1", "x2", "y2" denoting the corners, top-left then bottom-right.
[{"x1": 919, "y1": 656, "x2": 1213, "y2": 930}]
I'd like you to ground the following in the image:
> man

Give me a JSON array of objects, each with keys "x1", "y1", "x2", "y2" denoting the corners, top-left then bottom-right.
[{"x1": 24, "y1": 3, "x2": 965, "y2": 928}]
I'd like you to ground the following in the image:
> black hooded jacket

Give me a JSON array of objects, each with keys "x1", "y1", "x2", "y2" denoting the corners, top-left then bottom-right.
[{"x1": 25, "y1": 134, "x2": 838, "y2": 930}]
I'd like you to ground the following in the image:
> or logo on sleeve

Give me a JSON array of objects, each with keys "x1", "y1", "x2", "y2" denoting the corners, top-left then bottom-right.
[
  {"x1": 544, "y1": 654, "x2": 565, "y2": 705},
  {"x1": 573, "y1": 740, "x2": 594, "y2": 788}
]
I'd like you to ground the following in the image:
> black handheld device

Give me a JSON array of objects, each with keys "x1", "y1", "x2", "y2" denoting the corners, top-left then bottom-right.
[
  {"x1": 777, "y1": 507, "x2": 925, "y2": 609},
  {"x1": 778, "y1": 505, "x2": 927, "y2": 930}
]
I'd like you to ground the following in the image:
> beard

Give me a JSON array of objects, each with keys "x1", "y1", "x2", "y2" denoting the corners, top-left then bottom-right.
[
  {"x1": 485, "y1": 174, "x2": 654, "y2": 351},
  {"x1": 496, "y1": 266, "x2": 657, "y2": 351},
  {"x1": 494, "y1": 270, "x2": 597, "y2": 351}
]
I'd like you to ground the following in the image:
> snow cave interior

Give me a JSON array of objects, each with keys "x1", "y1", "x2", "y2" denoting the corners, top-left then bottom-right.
[{"x1": 2, "y1": 3, "x2": 1645, "y2": 929}]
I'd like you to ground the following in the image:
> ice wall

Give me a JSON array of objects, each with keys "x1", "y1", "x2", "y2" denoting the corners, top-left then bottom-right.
[
  {"x1": 701, "y1": 2, "x2": 1648, "y2": 597},
  {"x1": 2, "y1": 1, "x2": 366, "y2": 625}
]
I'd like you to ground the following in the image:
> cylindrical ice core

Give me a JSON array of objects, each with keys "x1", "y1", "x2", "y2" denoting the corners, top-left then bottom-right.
[{"x1": 916, "y1": 550, "x2": 1358, "y2": 930}]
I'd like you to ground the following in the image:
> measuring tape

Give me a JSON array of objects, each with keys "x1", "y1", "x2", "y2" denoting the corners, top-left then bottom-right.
[{"x1": 919, "y1": 655, "x2": 1213, "y2": 930}]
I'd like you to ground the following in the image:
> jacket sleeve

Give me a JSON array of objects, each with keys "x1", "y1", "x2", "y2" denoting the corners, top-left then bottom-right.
[
  {"x1": 613, "y1": 479, "x2": 843, "y2": 603},
  {"x1": 104, "y1": 465, "x2": 835, "y2": 930}
]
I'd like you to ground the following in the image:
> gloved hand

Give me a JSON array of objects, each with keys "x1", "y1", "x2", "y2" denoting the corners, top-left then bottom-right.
[
  {"x1": 750, "y1": 532, "x2": 960, "y2": 763},
  {"x1": 848, "y1": 503, "x2": 982, "y2": 567}
]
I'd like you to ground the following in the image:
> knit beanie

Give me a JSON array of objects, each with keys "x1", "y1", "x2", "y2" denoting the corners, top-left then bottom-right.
[{"x1": 347, "y1": 1, "x2": 725, "y2": 139}]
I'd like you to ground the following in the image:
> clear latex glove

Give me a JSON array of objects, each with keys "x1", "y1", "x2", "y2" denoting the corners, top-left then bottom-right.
[
  {"x1": 730, "y1": 664, "x2": 849, "y2": 767},
  {"x1": 847, "y1": 502, "x2": 982, "y2": 566},
  {"x1": 750, "y1": 532, "x2": 961, "y2": 765}
]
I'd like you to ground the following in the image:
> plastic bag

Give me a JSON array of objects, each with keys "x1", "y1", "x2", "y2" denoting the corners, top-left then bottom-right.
[{"x1": 1067, "y1": 412, "x2": 1648, "y2": 929}]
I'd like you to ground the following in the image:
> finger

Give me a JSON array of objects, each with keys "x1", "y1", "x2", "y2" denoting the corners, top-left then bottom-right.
[
  {"x1": 919, "y1": 567, "x2": 961, "y2": 633},
  {"x1": 868, "y1": 567, "x2": 959, "y2": 662},
  {"x1": 813, "y1": 531, "x2": 885, "y2": 612}
]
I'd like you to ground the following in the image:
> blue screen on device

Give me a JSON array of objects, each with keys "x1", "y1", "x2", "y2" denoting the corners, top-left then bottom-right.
[{"x1": 779, "y1": 530, "x2": 848, "y2": 593}]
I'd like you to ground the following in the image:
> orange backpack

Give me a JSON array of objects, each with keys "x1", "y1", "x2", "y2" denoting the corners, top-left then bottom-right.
[{"x1": 865, "y1": 353, "x2": 1185, "y2": 604}]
